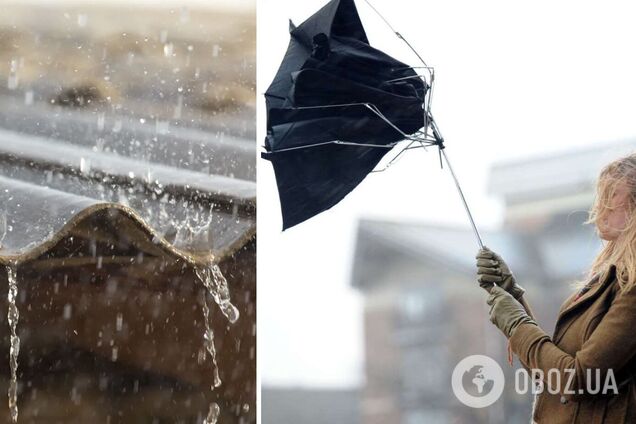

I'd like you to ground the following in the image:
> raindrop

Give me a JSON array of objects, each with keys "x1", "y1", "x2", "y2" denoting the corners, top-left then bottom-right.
[
  {"x1": 203, "y1": 403, "x2": 220, "y2": 424},
  {"x1": 63, "y1": 303, "x2": 72, "y2": 320},
  {"x1": 77, "y1": 13, "x2": 88, "y2": 27},
  {"x1": 79, "y1": 157, "x2": 91, "y2": 174},
  {"x1": 24, "y1": 90, "x2": 34, "y2": 105},
  {"x1": 173, "y1": 94, "x2": 183, "y2": 119},
  {"x1": 164, "y1": 43, "x2": 174, "y2": 58},
  {"x1": 0, "y1": 211, "x2": 6, "y2": 246},
  {"x1": 116, "y1": 313, "x2": 123, "y2": 332},
  {"x1": 7, "y1": 59, "x2": 19, "y2": 90}
]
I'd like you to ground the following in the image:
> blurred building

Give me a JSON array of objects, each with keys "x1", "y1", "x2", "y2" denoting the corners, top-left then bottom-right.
[
  {"x1": 262, "y1": 387, "x2": 360, "y2": 424},
  {"x1": 351, "y1": 140, "x2": 636, "y2": 424}
]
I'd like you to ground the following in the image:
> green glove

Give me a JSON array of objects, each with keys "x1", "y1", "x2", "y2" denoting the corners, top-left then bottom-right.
[
  {"x1": 476, "y1": 246, "x2": 525, "y2": 300},
  {"x1": 487, "y1": 286, "x2": 537, "y2": 338}
]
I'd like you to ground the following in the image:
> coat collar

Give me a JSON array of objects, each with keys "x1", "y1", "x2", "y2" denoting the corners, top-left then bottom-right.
[{"x1": 557, "y1": 264, "x2": 617, "y2": 322}]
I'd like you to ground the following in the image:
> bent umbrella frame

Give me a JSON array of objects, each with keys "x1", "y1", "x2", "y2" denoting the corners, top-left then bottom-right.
[{"x1": 265, "y1": 0, "x2": 484, "y2": 249}]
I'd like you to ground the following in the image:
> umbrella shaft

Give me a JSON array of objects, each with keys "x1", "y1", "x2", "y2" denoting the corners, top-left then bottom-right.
[{"x1": 441, "y1": 148, "x2": 484, "y2": 249}]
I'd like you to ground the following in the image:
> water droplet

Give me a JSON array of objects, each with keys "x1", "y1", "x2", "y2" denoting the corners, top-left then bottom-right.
[
  {"x1": 116, "y1": 313, "x2": 123, "y2": 332},
  {"x1": 203, "y1": 403, "x2": 220, "y2": 424},
  {"x1": 7, "y1": 266, "x2": 19, "y2": 422},
  {"x1": 63, "y1": 303, "x2": 72, "y2": 320},
  {"x1": 7, "y1": 59, "x2": 19, "y2": 90},
  {"x1": 79, "y1": 157, "x2": 91, "y2": 174},
  {"x1": 77, "y1": 13, "x2": 88, "y2": 27},
  {"x1": 163, "y1": 43, "x2": 174, "y2": 57},
  {"x1": 173, "y1": 94, "x2": 183, "y2": 119},
  {"x1": 24, "y1": 90, "x2": 33, "y2": 105}
]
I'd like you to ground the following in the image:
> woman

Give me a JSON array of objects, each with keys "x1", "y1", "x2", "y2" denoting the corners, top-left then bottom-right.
[{"x1": 476, "y1": 153, "x2": 636, "y2": 423}]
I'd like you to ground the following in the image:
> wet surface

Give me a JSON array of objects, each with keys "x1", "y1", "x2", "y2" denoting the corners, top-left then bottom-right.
[{"x1": 0, "y1": 3, "x2": 256, "y2": 422}]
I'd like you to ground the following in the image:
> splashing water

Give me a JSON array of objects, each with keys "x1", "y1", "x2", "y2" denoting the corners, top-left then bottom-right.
[
  {"x1": 195, "y1": 263, "x2": 239, "y2": 420},
  {"x1": 7, "y1": 265, "x2": 19, "y2": 423},
  {"x1": 195, "y1": 265, "x2": 239, "y2": 324},
  {"x1": 200, "y1": 293, "x2": 221, "y2": 389},
  {"x1": 203, "y1": 403, "x2": 220, "y2": 424}
]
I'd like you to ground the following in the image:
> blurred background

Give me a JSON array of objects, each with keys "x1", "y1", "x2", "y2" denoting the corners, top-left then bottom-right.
[
  {"x1": 258, "y1": 0, "x2": 636, "y2": 423},
  {"x1": 0, "y1": 0, "x2": 255, "y2": 422}
]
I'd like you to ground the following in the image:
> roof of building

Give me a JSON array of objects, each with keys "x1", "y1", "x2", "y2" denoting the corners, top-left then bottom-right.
[
  {"x1": 352, "y1": 214, "x2": 600, "y2": 290},
  {"x1": 0, "y1": 97, "x2": 255, "y2": 266},
  {"x1": 488, "y1": 138, "x2": 636, "y2": 203}
]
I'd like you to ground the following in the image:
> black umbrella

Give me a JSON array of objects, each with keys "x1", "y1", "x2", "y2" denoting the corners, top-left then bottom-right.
[{"x1": 262, "y1": 0, "x2": 483, "y2": 250}]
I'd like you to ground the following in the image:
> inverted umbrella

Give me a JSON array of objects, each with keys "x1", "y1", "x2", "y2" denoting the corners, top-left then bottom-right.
[{"x1": 262, "y1": 0, "x2": 483, "y2": 251}]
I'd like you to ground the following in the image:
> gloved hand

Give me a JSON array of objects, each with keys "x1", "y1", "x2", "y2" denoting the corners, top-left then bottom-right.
[
  {"x1": 487, "y1": 286, "x2": 537, "y2": 338},
  {"x1": 476, "y1": 246, "x2": 525, "y2": 300}
]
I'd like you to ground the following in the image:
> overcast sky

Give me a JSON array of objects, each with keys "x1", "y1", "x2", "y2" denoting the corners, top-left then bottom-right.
[{"x1": 258, "y1": 0, "x2": 636, "y2": 388}]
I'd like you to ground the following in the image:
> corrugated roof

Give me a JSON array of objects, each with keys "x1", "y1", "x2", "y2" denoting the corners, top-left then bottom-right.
[
  {"x1": 0, "y1": 91, "x2": 256, "y2": 422},
  {"x1": 0, "y1": 99, "x2": 255, "y2": 264}
]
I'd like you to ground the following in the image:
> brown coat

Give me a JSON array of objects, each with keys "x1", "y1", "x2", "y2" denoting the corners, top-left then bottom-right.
[{"x1": 510, "y1": 264, "x2": 636, "y2": 423}]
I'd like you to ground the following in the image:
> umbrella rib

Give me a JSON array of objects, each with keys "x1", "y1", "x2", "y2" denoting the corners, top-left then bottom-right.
[
  {"x1": 384, "y1": 74, "x2": 431, "y2": 84},
  {"x1": 370, "y1": 140, "x2": 422, "y2": 173},
  {"x1": 362, "y1": 0, "x2": 429, "y2": 68},
  {"x1": 269, "y1": 138, "x2": 436, "y2": 154},
  {"x1": 273, "y1": 102, "x2": 428, "y2": 145}
]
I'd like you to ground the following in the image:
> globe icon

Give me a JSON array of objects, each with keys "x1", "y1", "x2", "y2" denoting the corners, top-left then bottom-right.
[
  {"x1": 452, "y1": 355, "x2": 504, "y2": 408},
  {"x1": 461, "y1": 365, "x2": 495, "y2": 398}
]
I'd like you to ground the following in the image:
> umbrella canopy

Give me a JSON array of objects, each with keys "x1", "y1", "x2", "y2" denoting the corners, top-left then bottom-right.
[{"x1": 263, "y1": 0, "x2": 428, "y2": 229}]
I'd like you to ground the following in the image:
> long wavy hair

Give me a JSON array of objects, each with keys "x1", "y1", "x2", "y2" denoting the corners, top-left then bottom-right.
[{"x1": 583, "y1": 153, "x2": 636, "y2": 290}]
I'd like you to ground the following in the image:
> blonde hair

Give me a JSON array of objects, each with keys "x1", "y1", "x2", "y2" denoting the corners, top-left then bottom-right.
[{"x1": 582, "y1": 152, "x2": 636, "y2": 290}]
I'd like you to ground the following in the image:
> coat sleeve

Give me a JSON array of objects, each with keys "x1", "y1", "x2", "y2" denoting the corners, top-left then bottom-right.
[{"x1": 509, "y1": 283, "x2": 636, "y2": 400}]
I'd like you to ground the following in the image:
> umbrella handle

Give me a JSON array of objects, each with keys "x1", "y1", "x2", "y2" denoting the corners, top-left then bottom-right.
[{"x1": 440, "y1": 147, "x2": 484, "y2": 249}]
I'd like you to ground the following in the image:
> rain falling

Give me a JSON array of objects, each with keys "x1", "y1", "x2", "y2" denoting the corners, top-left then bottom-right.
[{"x1": 0, "y1": 1, "x2": 255, "y2": 422}]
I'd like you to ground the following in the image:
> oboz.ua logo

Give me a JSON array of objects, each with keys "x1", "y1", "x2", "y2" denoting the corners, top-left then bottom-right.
[
  {"x1": 451, "y1": 355, "x2": 505, "y2": 408},
  {"x1": 452, "y1": 354, "x2": 620, "y2": 408}
]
